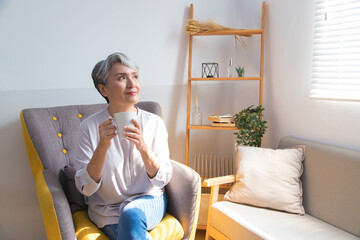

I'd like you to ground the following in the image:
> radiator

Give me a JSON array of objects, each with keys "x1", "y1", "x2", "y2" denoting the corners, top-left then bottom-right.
[{"x1": 193, "y1": 154, "x2": 235, "y2": 181}]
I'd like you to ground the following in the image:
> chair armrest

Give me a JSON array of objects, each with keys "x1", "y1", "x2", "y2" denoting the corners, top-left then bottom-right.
[
  {"x1": 165, "y1": 160, "x2": 201, "y2": 240},
  {"x1": 36, "y1": 169, "x2": 76, "y2": 240},
  {"x1": 203, "y1": 175, "x2": 236, "y2": 187}
]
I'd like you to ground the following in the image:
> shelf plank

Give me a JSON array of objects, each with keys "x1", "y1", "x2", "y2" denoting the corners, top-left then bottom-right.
[
  {"x1": 188, "y1": 125, "x2": 237, "y2": 130},
  {"x1": 191, "y1": 29, "x2": 263, "y2": 36},
  {"x1": 191, "y1": 77, "x2": 261, "y2": 81}
]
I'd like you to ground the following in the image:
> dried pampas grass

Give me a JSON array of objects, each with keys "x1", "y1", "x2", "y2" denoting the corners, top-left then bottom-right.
[
  {"x1": 185, "y1": 19, "x2": 232, "y2": 34},
  {"x1": 185, "y1": 19, "x2": 250, "y2": 49}
]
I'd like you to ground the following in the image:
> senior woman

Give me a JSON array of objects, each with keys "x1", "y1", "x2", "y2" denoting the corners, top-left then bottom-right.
[{"x1": 72, "y1": 52, "x2": 172, "y2": 240}]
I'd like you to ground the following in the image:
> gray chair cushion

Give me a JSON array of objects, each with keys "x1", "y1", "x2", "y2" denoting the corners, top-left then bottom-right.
[
  {"x1": 136, "y1": 101, "x2": 162, "y2": 117},
  {"x1": 23, "y1": 104, "x2": 107, "y2": 177},
  {"x1": 166, "y1": 161, "x2": 201, "y2": 240}
]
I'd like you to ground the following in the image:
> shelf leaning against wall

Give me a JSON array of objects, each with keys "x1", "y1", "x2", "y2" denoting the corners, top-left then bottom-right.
[
  {"x1": 184, "y1": 1, "x2": 266, "y2": 230},
  {"x1": 185, "y1": 2, "x2": 265, "y2": 166}
]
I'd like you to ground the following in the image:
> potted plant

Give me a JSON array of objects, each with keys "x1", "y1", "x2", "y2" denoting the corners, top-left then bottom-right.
[
  {"x1": 236, "y1": 66, "x2": 245, "y2": 77},
  {"x1": 234, "y1": 105, "x2": 268, "y2": 147}
]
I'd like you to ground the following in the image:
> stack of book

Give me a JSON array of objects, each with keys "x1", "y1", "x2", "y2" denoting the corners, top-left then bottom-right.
[{"x1": 208, "y1": 114, "x2": 235, "y2": 127}]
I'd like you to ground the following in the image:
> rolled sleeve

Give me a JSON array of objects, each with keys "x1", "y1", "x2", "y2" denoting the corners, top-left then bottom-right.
[
  {"x1": 148, "y1": 117, "x2": 173, "y2": 188},
  {"x1": 149, "y1": 160, "x2": 172, "y2": 188},
  {"x1": 75, "y1": 167, "x2": 102, "y2": 197},
  {"x1": 72, "y1": 122, "x2": 102, "y2": 197}
]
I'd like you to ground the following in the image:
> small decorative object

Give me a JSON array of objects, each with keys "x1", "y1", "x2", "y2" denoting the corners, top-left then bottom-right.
[
  {"x1": 234, "y1": 105, "x2": 268, "y2": 147},
  {"x1": 185, "y1": 19, "x2": 252, "y2": 49},
  {"x1": 192, "y1": 96, "x2": 203, "y2": 125},
  {"x1": 208, "y1": 114, "x2": 235, "y2": 127},
  {"x1": 227, "y1": 58, "x2": 233, "y2": 78},
  {"x1": 202, "y1": 63, "x2": 219, "y2": 78},
  {"x1": 236, "y1": 66, "x2": 245, "y2": 77}
]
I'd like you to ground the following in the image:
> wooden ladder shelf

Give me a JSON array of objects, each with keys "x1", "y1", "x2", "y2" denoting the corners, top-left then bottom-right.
[{"x1": 184, "y1": 1, "x2": 266, "y2": 230}]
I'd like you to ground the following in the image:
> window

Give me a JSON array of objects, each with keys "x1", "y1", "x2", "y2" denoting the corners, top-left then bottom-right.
[{"x1": 310, "y1": 0, "x2": 360, "y2": 101}]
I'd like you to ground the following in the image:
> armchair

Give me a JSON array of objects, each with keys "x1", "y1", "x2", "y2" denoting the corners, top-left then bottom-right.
[{"x1": 20, "y1": 101, "x2": 201, "y2": 240}]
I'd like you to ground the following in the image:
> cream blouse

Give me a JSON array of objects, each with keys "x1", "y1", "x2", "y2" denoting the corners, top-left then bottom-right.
[{"x1": 72, "y1": 107, "x2": 172, "y2": 228}]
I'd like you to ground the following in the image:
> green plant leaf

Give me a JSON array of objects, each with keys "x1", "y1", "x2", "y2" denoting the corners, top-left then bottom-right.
[{"x1": 234, "y1": 105, "x2": 268, "y2": 147}]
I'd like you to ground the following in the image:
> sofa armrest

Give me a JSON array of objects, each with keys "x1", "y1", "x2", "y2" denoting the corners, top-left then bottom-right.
[
  {"x1": 165, "y1": 160, "x2": 201, "y2": 240},
  {"x1": 36, "y1": 169, "x2": 76, "y2": 240},
  {"x1": 203, "y1": 175, "x2": 236, "y2": 240},
  {"x1": 203, "y1": 175, "x2": 236, "y2": 187},
  {"x1": 203, "y1": 174, "x2": 236, "y2": 205}
]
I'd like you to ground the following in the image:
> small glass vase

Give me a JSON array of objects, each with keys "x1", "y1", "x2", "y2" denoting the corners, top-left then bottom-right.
[{"x1": 192, "y1": 106, "x2": 203, "y2": 126}]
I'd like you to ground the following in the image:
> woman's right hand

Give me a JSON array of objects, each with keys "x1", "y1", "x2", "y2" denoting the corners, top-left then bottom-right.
[
  {"x1": 98, "y1": 117, "x2": 117, "y2": 149},
  {"x1": 87, "y1": 117, "x2": 116, "y2": 183}
]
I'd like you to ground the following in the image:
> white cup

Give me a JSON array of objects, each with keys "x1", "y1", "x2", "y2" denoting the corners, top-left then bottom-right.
[{"x1": 113, "y1": 112, "x2": 136, "y2": 140}]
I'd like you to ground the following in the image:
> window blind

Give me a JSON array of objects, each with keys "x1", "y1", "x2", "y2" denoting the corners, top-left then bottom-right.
[{"x1": 310, "y1": 0, "x2": 360, "y2": 101}]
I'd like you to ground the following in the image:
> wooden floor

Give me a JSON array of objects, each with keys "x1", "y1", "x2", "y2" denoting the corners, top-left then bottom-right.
[{"x1": 195, "y1": 229, "x2": 206, "y2": 240}]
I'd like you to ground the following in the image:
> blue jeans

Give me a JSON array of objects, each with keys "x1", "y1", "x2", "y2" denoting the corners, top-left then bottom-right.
[{"x1": 100, "y1": 193, "x2": 167, "y2": 240}]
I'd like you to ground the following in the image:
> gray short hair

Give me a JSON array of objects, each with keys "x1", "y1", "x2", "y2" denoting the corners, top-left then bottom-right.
[{"x1": 92, "y1": 52, "x2": 139, "y2": 103}]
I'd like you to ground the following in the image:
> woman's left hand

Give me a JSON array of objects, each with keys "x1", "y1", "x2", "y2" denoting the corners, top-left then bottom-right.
[
  {"x1": 123, "y1": 118, "x2": 148, "y2": 153},
  {"x1": 124, "y1": 118, "x2": 159, "y2": 178}
]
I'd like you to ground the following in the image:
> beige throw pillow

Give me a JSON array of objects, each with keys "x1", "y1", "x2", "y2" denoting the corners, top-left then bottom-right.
[{"x1": 224, "y1": 145, "x2": 305, "y2": 215}]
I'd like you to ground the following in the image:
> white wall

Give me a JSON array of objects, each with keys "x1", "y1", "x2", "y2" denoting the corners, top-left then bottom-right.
[
  {"x1": 263, "y1": 0, "x2": 360, "y2": 152},
  {"x1": 2, "y1": 0, "x2": 360, "y2": 239}
]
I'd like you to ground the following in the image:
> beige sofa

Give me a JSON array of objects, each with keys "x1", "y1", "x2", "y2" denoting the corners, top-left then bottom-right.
[{"x1": 204, "y1": 136, "x2": 360, "y2": 240}]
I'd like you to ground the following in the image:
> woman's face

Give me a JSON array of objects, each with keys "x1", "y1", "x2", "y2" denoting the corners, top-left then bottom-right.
[{"x1": 100, "y1": 62, "x2": 141, "y2": 107}]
